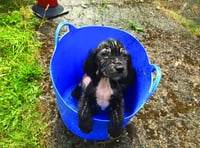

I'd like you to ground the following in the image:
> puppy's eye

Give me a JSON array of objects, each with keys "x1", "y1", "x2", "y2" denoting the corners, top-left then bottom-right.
[
  {"x1": 120, "y1": 52, "x2": 128, "y2": 58},
  {"x1": 101, "y1": 51, "x2": 110, "y2": 58},
  {"x1": 120, "y1": 49, "x2": 128, "y2": 58},
  {"x1": 100, "y1": 47, "x2": 111, "y2": 58},
  {"x1": 122, "y1": 53, "x2": 128, "y2": 58}
]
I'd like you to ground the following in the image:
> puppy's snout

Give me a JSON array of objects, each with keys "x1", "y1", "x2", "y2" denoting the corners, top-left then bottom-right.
[
  {"x1": 116, "y1": 65, "x2": 124, "y2": 73},
  {"x1": 114, "y1": 60, "x2": 124, "y2": 73}
]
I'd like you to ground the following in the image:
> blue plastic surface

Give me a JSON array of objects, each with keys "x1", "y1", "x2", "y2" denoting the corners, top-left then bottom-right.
[{"x1": 50, "y1": 22, "x2": 162, "y2": 140}]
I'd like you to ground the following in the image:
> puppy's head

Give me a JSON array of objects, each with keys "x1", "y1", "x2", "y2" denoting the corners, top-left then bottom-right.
[{"x1": 84, "y1": 39, "x2": 135, "y2": 84}]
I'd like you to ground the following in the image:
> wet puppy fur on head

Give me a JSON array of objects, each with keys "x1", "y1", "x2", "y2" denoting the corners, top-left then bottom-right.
[{"x1": 72, "y1": 39, "x2": 135, "y2": 137}]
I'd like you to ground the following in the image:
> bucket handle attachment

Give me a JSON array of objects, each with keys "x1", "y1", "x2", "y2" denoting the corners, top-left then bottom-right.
[
  {"x1": 147, "y1": 64, "x2": 162, "y2": 99},
  {"x1": 55, "y1": 22, "x2": 77, "y2": 48}
]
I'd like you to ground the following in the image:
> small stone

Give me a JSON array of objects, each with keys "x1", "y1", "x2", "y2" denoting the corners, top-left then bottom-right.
[{"x1": 81, "y1": 4, "x2": 88, "y2": 8}]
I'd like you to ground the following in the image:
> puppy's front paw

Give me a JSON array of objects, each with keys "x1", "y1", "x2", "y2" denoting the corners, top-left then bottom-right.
[
  {"x1": 79, "y1": 117, "x2": 93, "y2": 133},
  {"x1": 108, "y1": 124, "x2": 123, "y2": 138}
]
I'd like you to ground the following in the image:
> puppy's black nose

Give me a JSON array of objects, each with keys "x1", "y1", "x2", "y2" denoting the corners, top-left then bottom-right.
[{"x1": 116, "y1": 65, "x2": 124, "y2": 73}]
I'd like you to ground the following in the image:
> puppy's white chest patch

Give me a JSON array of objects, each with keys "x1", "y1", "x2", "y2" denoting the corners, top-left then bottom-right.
[{"x1": 96, "y1": 78, "x2": 113, "y2": 110}]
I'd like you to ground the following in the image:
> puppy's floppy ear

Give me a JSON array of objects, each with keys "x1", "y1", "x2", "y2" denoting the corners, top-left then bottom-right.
[
  {"x1": 83, "y1": 49, "x2": 98, "y2": 79},
  {"x1": 121, "y1": 54, "x2": 136, "y2": 86}
]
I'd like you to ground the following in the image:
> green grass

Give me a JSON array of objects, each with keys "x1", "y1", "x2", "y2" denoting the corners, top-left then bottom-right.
[
  {"x1": 0, "y1": 0, "x2": 33, "y2": 13},
  {"x1": 0, "y1": 6, "x2": 48, "y2": 147},
  {"x1": 173, "y1": 12, "x2": 200, "y2": 36},
  {"x1": 163, "y1": 9, "x2": 200, "y2": 36},
  {"x1": 154, "y1": 0, "x2": 200, "y2": 37}
]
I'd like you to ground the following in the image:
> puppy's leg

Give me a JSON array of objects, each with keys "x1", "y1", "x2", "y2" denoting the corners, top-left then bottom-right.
[
  {"x1": 72, "y1": 84, "x2": 82, "y2": 100},
  {"x1": 72, "y1": 75, "x2": 92, "y2": 100},
  {"x1": 78, "y1": 94, "x2": 93, "y2": 133},
  {"x1": 108, "y1": 97, "x2": 124, "y2": 137}
]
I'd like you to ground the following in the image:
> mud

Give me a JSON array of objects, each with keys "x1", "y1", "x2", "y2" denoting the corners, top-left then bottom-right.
[{"x1": 37, "y1": 0, "x2": 200, "y2": 147}]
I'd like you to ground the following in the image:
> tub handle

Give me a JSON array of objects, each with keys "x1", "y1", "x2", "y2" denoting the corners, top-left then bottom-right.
[
  {"x1": 147, "y1": 64, "x2": 162, "y2": 100},
  {"x1": 55, "y1": 22, "x2": 77, "y2": 48}
]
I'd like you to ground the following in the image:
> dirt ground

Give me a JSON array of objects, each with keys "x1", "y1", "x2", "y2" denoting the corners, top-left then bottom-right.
[{"x1": 37, "y1": 0, "x2": 200, "y2": 147}]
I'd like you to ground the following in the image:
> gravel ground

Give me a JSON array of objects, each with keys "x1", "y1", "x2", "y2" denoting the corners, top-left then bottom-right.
[{"x1": 37, "y1": 0, "x2": 200, "y2": 147}]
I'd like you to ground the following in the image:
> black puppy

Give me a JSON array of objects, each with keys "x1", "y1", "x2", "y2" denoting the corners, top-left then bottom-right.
[{"x1": 72, "y1": 39, "x2": 135, "y2": 137}]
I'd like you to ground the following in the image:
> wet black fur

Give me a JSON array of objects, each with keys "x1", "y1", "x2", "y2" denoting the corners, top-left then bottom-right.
[{"x1": 72, "y1": 39, "x2": 135, "y2": 137}]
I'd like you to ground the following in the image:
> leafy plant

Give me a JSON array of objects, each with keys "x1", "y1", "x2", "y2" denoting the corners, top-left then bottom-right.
[
  {"x1": 128, "y1": 20, "x2": 144, "y2": 32},
  {"x1": 98, "y1": 0, "x2": 111, "y2": 14},
  {"x1": 102, "y1": 0, "x2": 111, "y2": 8}
]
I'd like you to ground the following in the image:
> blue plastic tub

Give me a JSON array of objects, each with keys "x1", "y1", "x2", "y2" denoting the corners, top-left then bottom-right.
[{"x1": 50, "y1": 22, "x2": 161, "y2": 140}]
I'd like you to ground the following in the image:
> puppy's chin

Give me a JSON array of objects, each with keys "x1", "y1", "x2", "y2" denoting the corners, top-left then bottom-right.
[
  {"x1": 110, "y1": 76, "x2": 121, "y2": 81},
  {"x1": 102, "y1": 72, "x2": 126, "y2": 81}
]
